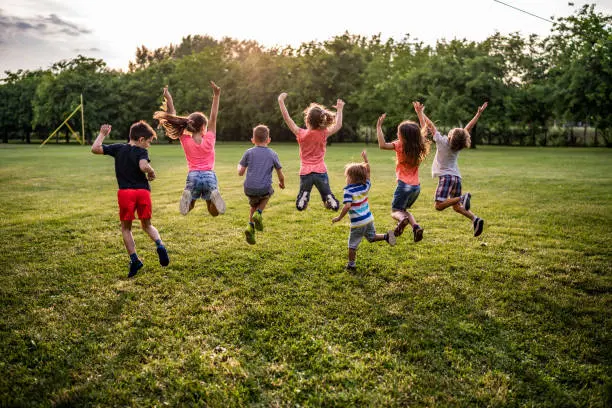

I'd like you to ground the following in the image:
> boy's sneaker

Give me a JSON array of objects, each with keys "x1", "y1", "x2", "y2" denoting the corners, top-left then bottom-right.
[
  {"x1": 386, "y1": 230, "x2": 397, "y2": 246},
  {"x1": 460, "y1": 193, "x2": 471, "y2": 211},
  {"x1": 157, "y1": 245, "x2": 169, "y2": 266},
  {"x1": 324, "y1": 194, "x2": 339, "y2": 211},
  {"x1": 252, "y1": 211, "x2": 264, "y2": 231},
  {"x1": 413, "y1": 225, "x2": 424, "y2": 242},
  {"x1": 346, "y1": 263, "x2": 357, "y2": 272},
  {"x1": 394, "y1": 218, "x2": 411, "y2": 237},
  {"x1": 296, "y1": 191, "x2": 310, "y2": 211},
  {"x1": 244, "y1": 223, "x2": 256, "y2": 245},
  {"x1": 473, "y1": 217, "x2": 484, "y2": 237},
  {"x1": 179, "y1": 190, "x2": 192, "y2": 215},
  {"x1": 210, "y1": 189, "x2": 226, "y2": 214},
  {"x1": 128, "y1": 259, "x2": 143, "y2": 278}
]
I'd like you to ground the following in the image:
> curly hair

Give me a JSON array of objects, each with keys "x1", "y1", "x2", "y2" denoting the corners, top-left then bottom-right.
[
  {"x1": 449, "y1": 128, "x2": 471, "y2": 151},
  {"x1": 153, "y1": 111, "x2": 208, "y2": 140},
  {"x1": 344, "y1": 163, "x2": 368, "y2": 185},
  {"x1": 303, "y1": 103, "x2": 335, "y2": 130},
  {"x1": 396, "y1": 120, "x2": 430, "y2": 167}
]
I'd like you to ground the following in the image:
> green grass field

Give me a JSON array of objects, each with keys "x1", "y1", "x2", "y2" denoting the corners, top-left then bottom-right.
[{"x1": 1, "y1": 143, "x2": 611, "y2": 407}]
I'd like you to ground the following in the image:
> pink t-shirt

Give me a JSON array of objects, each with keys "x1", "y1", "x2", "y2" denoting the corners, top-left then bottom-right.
[
  {"x1": 392, "y1": 140, "x2": 420, "y2": 186},
  {"x1": 296, "y1": 128, "x2": 328, "y2": 175},
  {"x1": 180, "y1": 131, "x2": 216, "y2": 171}
]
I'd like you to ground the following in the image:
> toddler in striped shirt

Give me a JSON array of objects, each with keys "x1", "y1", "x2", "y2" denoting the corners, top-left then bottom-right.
[{"x1": 332, "y1": 150, "x2": 396, "y2": 272}]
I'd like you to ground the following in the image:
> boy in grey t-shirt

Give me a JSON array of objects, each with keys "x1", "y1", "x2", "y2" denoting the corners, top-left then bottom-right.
[{"x1": 238, "y1": 125, "x2": 285, "y2": 244}]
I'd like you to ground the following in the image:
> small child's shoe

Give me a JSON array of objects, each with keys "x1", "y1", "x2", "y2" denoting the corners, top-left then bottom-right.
[
  {"x1": 128, "y1": 259, "x2": 144, "y2": 278},
  {"x1": 324, "y1": 194, "x2": 340, "y2": 211},
  {"x1": 386, "y1": 230, "x2": 397, "y2": 246},
  {"x1": 252, "y1": 211, "x2": 264, "y2": 231},
  {"x1": 245, "y1": 223, "x2": 256, "y2": 245},
  {"x1": 346, "y1": 263, "x2": 357, "y2": 272},
  {"x1": 394, "y1": 218, "x2": 411, "y2": 237},
  {"x1": 296, "y1": 191, "x2": 310, "y2": 211},
  {"x1": 179, "y1": 190, "x2": 192, "y2": 215},
  {"x1": 460, "y1": 192, "x2": 471, "y2": 211},
  {"x1": 413, "y1": 225, "x2": 424, "y2": 242},
  {"x1": 473, "y1": 217, "x2": 484, "y2": 237},
  {"x1": 157, "y1": 245, "x2": 169, "y2": 266},
  {"x1": 210, "y1": 189, "x2": 226, "y2": 215}
]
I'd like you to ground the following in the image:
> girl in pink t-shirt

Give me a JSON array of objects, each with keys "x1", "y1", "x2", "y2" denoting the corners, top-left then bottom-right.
[
  {"x1": 154, "y1": 81, "x2": 226, "y2": 216},
  {"x1": 278, "y1": 92, "x2": 344, "y2": 211},
  {"x1": 376, "y1": 109, "x2": 430, "y2": 243}
]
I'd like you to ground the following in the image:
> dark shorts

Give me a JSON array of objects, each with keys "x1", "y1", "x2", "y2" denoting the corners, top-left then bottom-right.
[
  {"x1": 391, "y1": 181, "x2": 420, "y2": 211},
  {"x1": 245, "y1": 186, "x2": 274, "y2": 207},
  {"x1": 117, "y1": 189, "x2": 152, "y2": 221},
  {"x1": 435, "y1": 175, "x2": 462, "y2": 201},
  {"x1": 299, "y1": 172, "x2": 333, "y2": 200}
]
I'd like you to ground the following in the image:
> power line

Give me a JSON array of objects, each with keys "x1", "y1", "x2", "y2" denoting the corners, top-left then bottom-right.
[{"x1": 493, "y1": 0, "x2": 554, "y2": 23}]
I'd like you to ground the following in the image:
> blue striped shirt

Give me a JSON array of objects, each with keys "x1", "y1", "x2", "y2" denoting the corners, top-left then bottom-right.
[{"x1": 343, "y1": 180, "x2": 374, "y2": 228}]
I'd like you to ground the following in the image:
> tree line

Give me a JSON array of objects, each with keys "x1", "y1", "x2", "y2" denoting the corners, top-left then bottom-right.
[{"x1": 1, "y1": 4, "x2": 610, "y2": 147}]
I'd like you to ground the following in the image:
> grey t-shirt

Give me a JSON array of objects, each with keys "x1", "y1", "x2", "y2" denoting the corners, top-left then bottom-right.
[
  {"x1": 239, "y1": 146, "x2": 282, "y2": 193},
  {"x1": 431, "y1": 131, "x2": 461, "y2": 178}
]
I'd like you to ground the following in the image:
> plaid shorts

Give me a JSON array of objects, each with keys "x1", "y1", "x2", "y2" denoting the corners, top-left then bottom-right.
[{"x1": 435, "y1": 175, "x2": 462, "y2": 201}]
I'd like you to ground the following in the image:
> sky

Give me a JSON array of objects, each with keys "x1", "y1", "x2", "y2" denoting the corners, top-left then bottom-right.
[{"x1": 1, "y1": 0, "x2": 611, "y2": 76}]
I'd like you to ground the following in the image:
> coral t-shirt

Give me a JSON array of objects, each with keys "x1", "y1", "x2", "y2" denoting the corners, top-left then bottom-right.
[
  {"x1": 296, "y1": 128, "x2": 328, "y2": 175},
  {"x1": 180, "y1": 131, "x2": 216, "y2": 171},
  {"x1": 392, "y1": 140, "x2": 420, "y2": 186}
]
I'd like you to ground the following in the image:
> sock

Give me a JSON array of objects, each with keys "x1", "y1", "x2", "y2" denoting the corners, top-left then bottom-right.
[
  {"x1": 249, "y1": 222, "x2": 255, "y2": 227},
  {"x1": 384, "y1": 233, "x2": 389, "y2": 241},
  {"x1": 413, "y1": 224, "x2": 420, "y2": 230},
  {"x1": 347, "y1": 260, "x2": 356, "y2": 267},
  {"x1": 256, "y1": 209, "x2": 262, "y2": 214},
  {"x1": 129, "y1": 253, "x2": 139, "y2": 263},
  {"x1": 155, "y1": 239, "x2": 162, "y2": 247}
]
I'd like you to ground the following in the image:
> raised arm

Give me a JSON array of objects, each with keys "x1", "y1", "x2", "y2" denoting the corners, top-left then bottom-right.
[
  {"x1": 163, "y1": 86, "x2": 176, "y2": 115},
  {"x1": 208, "y1": 81, "x2": 221, "y2": 134},
  {"x1": 361, "y1": 150, "x2": 371, "y2": 180},
  {"x1": 413, "y1": 101, "x2": 426, "y2": 130},
  {"x1": 277, "y1": 93, "x2": 301, "y2": 135},
  {"x1": 465, "y1": 101, "x2": 487, "y2": 133},
  {"x1": 376, "y1": 113, "x2": 394, "y2": 150},
  {"x1": 326, "y1": 99, "x2": 345, "y2": 136},
  {"x1": 91, "y1": 124, "x2": 111, "y2": 154}
]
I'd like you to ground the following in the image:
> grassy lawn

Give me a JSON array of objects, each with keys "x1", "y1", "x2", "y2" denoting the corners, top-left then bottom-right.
[{"x1": 1, "y1": 143, "x2": 610, "y2": 407}]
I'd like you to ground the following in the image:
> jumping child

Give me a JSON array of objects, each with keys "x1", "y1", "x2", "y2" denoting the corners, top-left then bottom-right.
[
  {"x1": 91, "y1": 122, "x2": 170, "y2": 278},
  {"x1": 153, "y1": 82, "x2": 226, "y2": 216},
  {"x1": 415, "y1": 101, "x2": 488, "y2": 236},
  {"x1": 376, "y1": 111, "x2": 430, "y2": 242},
  {"x1": 237, "y1": 125, "x2": 285, "y2": 245},
  {"x1": 332, "y1": 151, "x2": 396, "y2": 272},
  {"x1": 278, "y1": 92, "x2": 344, "y2": 212}
]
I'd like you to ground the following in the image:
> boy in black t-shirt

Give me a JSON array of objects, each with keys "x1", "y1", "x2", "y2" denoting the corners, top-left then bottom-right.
[{"x1": 92, "y1": 121, "x2": 169, "y2": 277}]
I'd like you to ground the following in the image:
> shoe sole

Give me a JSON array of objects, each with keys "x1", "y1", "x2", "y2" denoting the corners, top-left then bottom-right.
[
  {"x1": 253, "y1": 213, "x2": 263, "y2": 231},
  {"x1": 395, "y1": 218, "x2": 411, "y2": 237},
  {"x1": 179, "y1": 190, "x2": 192, "y2": 215},
  {"x1": 296, "y1": 191, "x2": 309, "y2": 211},
  {"x1": 128, "y1": 261, "x2": 143, "y2": 278},
  {"x1": 210, "y1": 190, "x2": 226, "y2": 214},
  {"x1": 387, "y1": 230, "x2": 397, "y2": 246},
  {"x1": 157, "y1": 246, "x2": 169, "y2": 266},
  {"x1": 474, "y1": 218, "x2": 484, "y2": 237},
  {"x1": 462, "y1": 193, "x2": 471, "y2": 211},
  {"x1": 414, "y1": 227, "x2": 424, "y2": 242},
  {"x1": 244, "y1": 228, "x2": 256, "y2": 245}
]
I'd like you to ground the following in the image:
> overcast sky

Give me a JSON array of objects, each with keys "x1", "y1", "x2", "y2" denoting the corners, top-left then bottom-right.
[{"x1": 1, "y1": 0, "x2": 611, "y2": 76}]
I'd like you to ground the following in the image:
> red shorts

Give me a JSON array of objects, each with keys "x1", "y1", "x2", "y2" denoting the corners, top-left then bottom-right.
[{"x1": 117, "y1": 189, "x2": 152, "y2": 221}]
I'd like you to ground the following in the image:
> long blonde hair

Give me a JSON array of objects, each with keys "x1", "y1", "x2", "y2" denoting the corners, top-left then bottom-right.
[{"x1": 153, "y1": 111, "x2": 207, "y2": 140}]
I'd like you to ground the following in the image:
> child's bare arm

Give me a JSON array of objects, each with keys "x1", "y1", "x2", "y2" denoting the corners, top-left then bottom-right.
[
  {"x1": 362, "y1": 150, "x2": 371, "y2": 180},
  {"x1": 276, "y1": 168, "x2": 285, "y2": 189},
  {"x1": 327, "y1": 99, "x2": 345, "y2": 136},
  {"x1": 163, "y1": 86, "x2": 176, "y2": 115},
  {"x1": 465, "y1": 101, "x2": 488, "y2": 133},
  {"x1": 139, "y1": 160, "x2": 156, "y2": 181},
  {"x1": 277, "y1": 93, "x2": 301, "y2": 135},
  {"x1": 237, "y1": 164, "x2": 246, "y2": 176},
  {"x1": 208, "y1": 81, "x2": 221, "y2": 134},
  {"x1": 422, "y1": 110, "x2": 437, "y2": 136},
  {"x1": 413, "y1": 101, "x2": 427, "y2": 130},
  {"x1": 376, "y1": 113, "x2": 394, "y2": 150},
  {"x1": 91, "y1": 124, "x2": 111, "y2": 154},
  {"x1": 332, "y1": 203, "x2": 351, "y2": 223}
]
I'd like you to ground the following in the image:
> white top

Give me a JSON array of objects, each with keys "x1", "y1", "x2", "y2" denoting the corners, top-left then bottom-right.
[{"x1": 431, "y1": 131, "x2": 461, "y2": 178}]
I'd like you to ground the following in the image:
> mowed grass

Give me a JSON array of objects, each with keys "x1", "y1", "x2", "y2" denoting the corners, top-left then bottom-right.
[{"x1": 0, "y1": 143, "x2": 610, "y2": 407}]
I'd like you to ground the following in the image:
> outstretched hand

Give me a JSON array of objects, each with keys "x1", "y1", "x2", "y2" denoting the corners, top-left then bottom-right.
[
  {"x1": 99, "y1": 124, "x2": 112, "y2": 137},
  {"x1": 163, "y1": 86, "x2": 171, "y2": 99},
  {"x1": 478, "y1": 101, "x2": 488, "y2": 114},
  {"x1": 413, "y1": 101, "x2": 424, "y2": 113},
  {"x1": 361, "y1": 149, "x2": 368, "y2": 163},
  {"x1": 377, "y1": 113, "x2": 386, "y2": 128},
  {"x1": 333, "y1": 99, "x2": 345, "y2": 110},
  {"x1": 210, "y1": 81, "x2": 220, "y2": 95},
  {"x1": 278, "y1": 92, "x2": 288, "y2": 102}
]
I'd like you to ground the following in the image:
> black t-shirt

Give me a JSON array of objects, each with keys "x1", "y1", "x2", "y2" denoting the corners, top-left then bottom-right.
[{"x1": 103, "y1": 143, "x2": 151, "y2": 190}]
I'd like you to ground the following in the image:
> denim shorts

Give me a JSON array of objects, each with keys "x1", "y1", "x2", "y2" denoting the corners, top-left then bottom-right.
[
  {"x1": 348, "y1": 222, "x2": 377, "y2": 249},
  {"x1": 185, "y1": 170, "x2": 218, "y2": 200},
  {"x1": 391, "y1": 181, "x2": 421, "y2": 211},
  {"x1": 299, "y1": 172, "x2": 333, "y2": 200},
  {"x1": 435, "y1": 175, "x2": 462, "y2": 201}
]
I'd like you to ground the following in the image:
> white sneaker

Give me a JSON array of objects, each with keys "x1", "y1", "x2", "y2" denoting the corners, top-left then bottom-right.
[
  {"x1": 296, "y1": 191, "x2": 309, "y2": 211},
  {"x1": 386, "y1": 230, "x2": 397, "y2": 246},
  {"x1": 325, "y1": 194, "x2": 339, "y2": 211},
  {"x1": 179, "y1": 190, "x2": 192, "y2": 215},
  {"x1": 210, "y1": 189, "x2": 226, "y2": 214}
]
